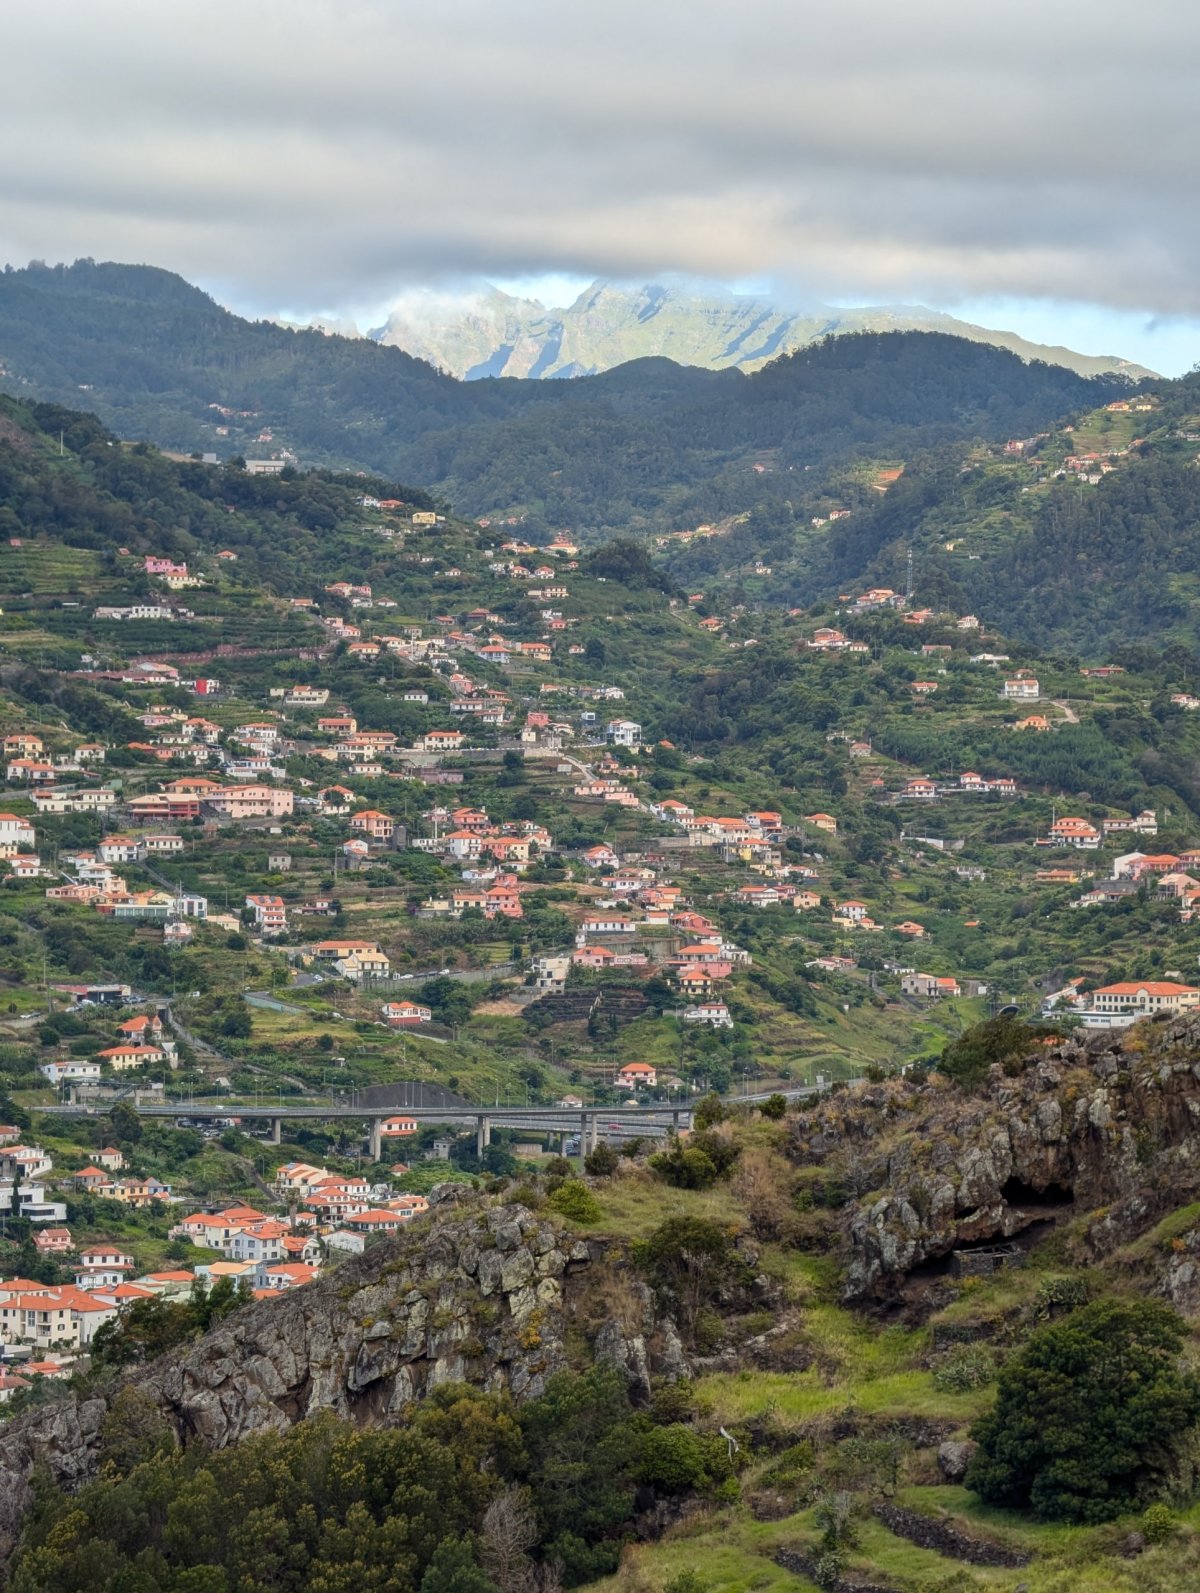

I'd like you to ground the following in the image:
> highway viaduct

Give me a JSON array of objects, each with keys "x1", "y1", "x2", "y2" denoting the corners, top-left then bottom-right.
[
  {"x1": 38, "y1": 1100, "x2": 693, "y2": 1165},
  {"x1": 37, "y1": 1085, "x2": 821, "y2": 1164}
]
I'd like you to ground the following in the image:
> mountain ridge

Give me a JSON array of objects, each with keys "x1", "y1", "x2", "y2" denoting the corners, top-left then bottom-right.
[
  {"x1": 363, "y1": 277, "x2": 1157, "y2": 383},
  {"x1": 0, "y1": 259, "x2": 1130, "y2": 541}
]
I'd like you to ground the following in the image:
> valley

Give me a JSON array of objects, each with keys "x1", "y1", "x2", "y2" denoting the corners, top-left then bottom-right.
[{"x1": 2, "y1": 325, "x2": 1200, "y2": 1591}]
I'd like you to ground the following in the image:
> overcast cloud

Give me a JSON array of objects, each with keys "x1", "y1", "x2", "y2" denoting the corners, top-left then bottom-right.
[{"x1": 2, "y1": 1, "x2": 1198, "y2": 339}]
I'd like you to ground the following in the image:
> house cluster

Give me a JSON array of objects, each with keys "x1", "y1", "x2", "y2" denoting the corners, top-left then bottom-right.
[
  {"x1": 267, "y1": 1162, "x2": 430, "y2": 1250},
  {"x1": 40, "y1": 1011, "x2": 181, "y2": 1084},
  {"x1": 0, "y1": 1225, "x2": 319, "y2": 1359},
  {"x1": 45, "y1": 842, "x2": 208, "y2": 942},
  {"x1": 1068, "y1": 841, "x2": 1200, "y2": 920},
  {"x1": 0, "y1": 1138, "x2": 68, "y2": 1224},
  {"x1": 806, "y1": 627, "x2": 870, "y2": 655},
  {"x1": 1040, "y1": 810, "x2": 1159, "y2": 852},
  {"x1": 308, "y1": 938, "x2": 392, "y2": 983},
  {"x1": 894, "y1": 772, "x2": 1019, "y2": 802},
  {"x1": 647, "y1": 800, "x2": 792, "y2": 868},
  {"x1": 412, "y1": 801, "x2": 552, "y2": 888},
  {"x1": 1044, "y1": 979, "x2": 1200, "y2": 1029},
  {"x1": 1053, "y1": 451, "x2": 1122, "y2": 485}
]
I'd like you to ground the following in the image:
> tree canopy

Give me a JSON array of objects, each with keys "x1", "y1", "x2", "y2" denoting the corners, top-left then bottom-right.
[{"x1": 967, "y1": 1298, "x2": 1200, "y2": 1522}]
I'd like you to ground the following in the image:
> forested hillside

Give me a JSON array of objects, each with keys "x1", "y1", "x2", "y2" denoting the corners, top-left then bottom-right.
[
  {"x1": 0, "y1": 260, "x2": 1123, "y2": 538},
  {"x1": 664, "y1": 371, "x2": 1200, "y2": 654}
]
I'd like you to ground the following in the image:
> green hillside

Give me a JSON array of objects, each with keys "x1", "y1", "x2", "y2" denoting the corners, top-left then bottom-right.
[
  {"x1": 666, "y1": 378, "x2": 1200, "y2": 654},
  {"x1": 0, "y1": 261, "x2": 1125, "y2": 541}
]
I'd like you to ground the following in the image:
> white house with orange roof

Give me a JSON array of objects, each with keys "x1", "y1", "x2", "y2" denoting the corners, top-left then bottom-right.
[
  {"x1": 1048, "y1": 816, "x2": 1101, "y2": 850},
  {"x1": 616, "y1": 1062, "x2": 657, "y2": 1090}
]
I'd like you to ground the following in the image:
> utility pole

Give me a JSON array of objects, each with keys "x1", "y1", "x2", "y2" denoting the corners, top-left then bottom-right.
[{"x1": 906, "y1": 546, "x2": 914, "y2": 605}]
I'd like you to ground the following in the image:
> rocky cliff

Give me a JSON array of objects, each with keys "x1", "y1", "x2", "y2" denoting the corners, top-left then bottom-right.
[
  {"x1": 0, "y1": 1189, "x2": 687, "y2": 1561},
  {"x1": 788, "y1": 1016, "x2": 1200, "y2": 1308}
]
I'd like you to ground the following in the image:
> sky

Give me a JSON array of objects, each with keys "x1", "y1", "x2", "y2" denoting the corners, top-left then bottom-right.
[{"x1": 2, "y1": 0, "x2": 1199, "y2": 373}]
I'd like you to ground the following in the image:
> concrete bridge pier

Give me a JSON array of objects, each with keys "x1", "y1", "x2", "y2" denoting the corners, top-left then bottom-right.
[
  {"x1": 476, "y1": 1115, "x2": 492, "y2": 1159},
  {"x1": 269, "y1": 1118, "x2": 282, "y2": 1145},
  {"x1": 368, "y1": 1118, "x2": 383, "y2": 1162}
]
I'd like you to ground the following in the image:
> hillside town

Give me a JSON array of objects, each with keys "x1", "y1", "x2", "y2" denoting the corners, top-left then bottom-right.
[{"x1": 0, "y1": 414, "x2": 1198, "y2": 1392}]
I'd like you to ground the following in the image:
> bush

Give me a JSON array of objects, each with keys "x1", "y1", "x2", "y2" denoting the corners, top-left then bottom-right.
[
  {"x1": 967, "y1": 1298, "x2": 1200, "y2": 1521},
  {"x1": 1142, "y1": 1502, "x2": 1177, "y2": 1544},
  {"x1": 693, "y1": 1091, "x2": 726, "y2": 1130},
  {"x1": 759, "y1": 1093, "x2": 788, "y2": 1120},
  {"x1": 637, "y1": 1424, "x2": 730, "y2": 1493},
  {"x1": 649, "y1": 1145, "x2": 719, "y2": 1189},
  {"x1": 649, "y1": 1381, "x2": 699, "y2": 1426},
  {"x1": 547, "y1": 1181, "x2": 603, "y2": 1224},
  {"x1": 690, "y1": 1127, "x2": 739, "y2": 1176},
  {"x1": 1030, "y1": 1274, "x2": 1089, "y2": 1319},
  {"x1": 664, "y1": 1572, "x2": 705, "y2": 1593},
  {"x1": 931, "y1": 1342, "x2": 997, "y2": 1393},
  {"x1": 634, "y1": 1217, "x2": 748, "y2": 1339},
  {"x1": 584, "y1": 1142, "x2": 619, "y2": 1177},
  {"x1": 761, "y1": 1441, "x2": 815, "y2": 1488},
  {"x1": 938, "y1": 1017, "x2": 1056, "y2": 1088}
]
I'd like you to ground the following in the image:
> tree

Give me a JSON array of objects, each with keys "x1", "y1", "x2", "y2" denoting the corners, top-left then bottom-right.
[
  {"x1": 583, "y1": 1142, "x2": 618, "y2": 1177},
  {"x1": 478, "y1": 1490, "x2": 537, "y2": 1593},
  {"x1": 634, "y1": 1217, "x2": 748, "y2": 1338},
  {"x1": 938, "y1": 1017, "x2": 1053, "y2": 1088},
  {"x1": 90, "y1": 1296, "x2": 192, "y2": 1368},
  {"x1": 966, "y1": 1298, "x2": 1200, "y2": 1522},
  {"x1": 108, "y1": 1101, "x2": 142, "y2": 1145},
  {"x1": 520, "y1": 1366, "x2": 638, "y2": 1572},
  {"x1": 693, "y1": 1091, "x2": 726, "y2": 1129},
  {"x1": 420, "y1": 1539, "x2": 500, "y2": 1593}
]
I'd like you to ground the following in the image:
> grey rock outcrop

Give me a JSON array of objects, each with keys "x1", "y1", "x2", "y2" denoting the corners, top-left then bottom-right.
[
  {"x1": 789, "y1": 1016, "x2": 1200, "y2": 1305},
  {"x1": 0, "y1": 1198, "x2": 603, "y2": 1556},
  {"x1": 937, "y1": 1439, "x2": 978, "y2": 1482}
]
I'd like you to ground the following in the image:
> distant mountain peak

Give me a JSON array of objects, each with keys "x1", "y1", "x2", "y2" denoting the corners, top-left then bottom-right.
[{"x1": 365, "y1": 278, "x2": 1155, "y2": 383}]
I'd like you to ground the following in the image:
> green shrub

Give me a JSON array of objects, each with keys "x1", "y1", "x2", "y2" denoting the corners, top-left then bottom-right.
[
  {"x1": 637, "y1": 1424, "x2": 730, "y2": 1492},
  {"x1": 761, "y1": 1441, "x2": 816, "y2": 1488},
  {"x1": 634, "y1": 1217, "x2": 748, "y2": 1340},
  {"x1": 547, "y1": 1181, "x2": 603, "y2": 1223},
  {"x1": 1030, "y1": 1274, "x2": 1090, "y2": 1319},
  {"x1": 649, "y1": 1381, "x2": 699, "y2": 1425},
  {"x1": 759, "y1": 1094, "x2": 788, "y2": 1120},
  {"x1": 931, "y1": 1342, "x2": 997, "y2": 1393},
  {"x1": 939, "y1": 1017, "x2": 1058, "y2": 1088},
  {"x1": 649, "y1": 1145, "x2": 719, "y2": 1189},
  {"x1": 812, "y1": 1549, "x2": 846, "y2": 1589},
  {"x1": 584, "y1": 1141, "x2": 619, "y2": 1177},
  {"x1": 1142, "y1": 1502, "x2": 1176, "y2": 1543},
  {"x1": 693, "y1": 1092, "x2": 726, "y2": 1130}
]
